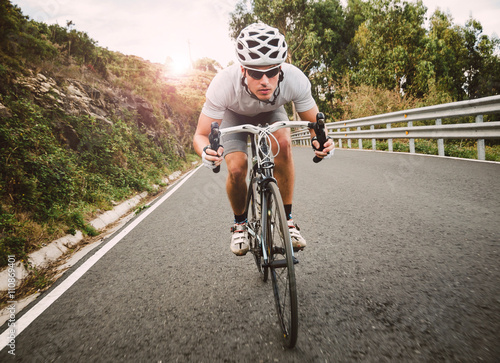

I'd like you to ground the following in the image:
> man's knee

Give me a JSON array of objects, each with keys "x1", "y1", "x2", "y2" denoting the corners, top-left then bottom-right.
[
  {"x1": 226, "y1": 152, "x2": 248, "y2": 182},
  {"x1": 275, "y1": 132, "x2": 292, "y2": 161}
]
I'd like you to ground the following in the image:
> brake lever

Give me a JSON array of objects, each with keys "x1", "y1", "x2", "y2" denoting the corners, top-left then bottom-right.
[
  {"x1": 209, "y1": 122, "x2": 221, "y2": 173},
  {"x1": 312, "y1": 112, "x2": 327, "y2": 163}
]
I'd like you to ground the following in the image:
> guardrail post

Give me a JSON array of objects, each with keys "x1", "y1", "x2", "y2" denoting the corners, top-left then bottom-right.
[
  {"x1": 358, "y1": 127, "x2": 362, "y2": 149},
  {"x1": 337, "y1": 128, "x2": 342, "y2": 148},
  {"x1": 371, "y1": 125, "x2": 376, "y2": 150},
  {"x1": 387, "y1": 123, "x2": 393, "y2": 152},
  {"x1": 476, "y1": 115, "x2": 485, "y2": 160},
  {"x1": 436, "y1": 118, "x2": 445, "y2": 156},
  {"x1": 347, "y1": 128, "x2": 352, "y2": 148},
  {"x1": 408, "y1": 121, "x2": 415, "y2": 154}
]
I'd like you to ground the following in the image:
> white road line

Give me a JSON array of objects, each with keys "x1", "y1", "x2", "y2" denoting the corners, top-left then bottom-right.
[{"x1": 0, "y1": 166, "x2": 202, "y2": 351}]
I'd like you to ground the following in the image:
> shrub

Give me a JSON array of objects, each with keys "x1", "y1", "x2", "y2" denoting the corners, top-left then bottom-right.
[{"x1": 0, "y1": 206, "x2": 27, "y2": 266}]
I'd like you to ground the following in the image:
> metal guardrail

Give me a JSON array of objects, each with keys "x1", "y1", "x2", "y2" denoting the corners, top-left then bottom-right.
[{"x1": 291, "y1": 95, "x2": 500, "y2": 160}]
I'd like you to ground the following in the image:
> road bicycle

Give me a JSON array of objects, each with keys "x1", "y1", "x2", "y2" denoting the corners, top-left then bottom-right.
[{"x1": 208, "y1": 113, "x2": 328, "y2": 348}]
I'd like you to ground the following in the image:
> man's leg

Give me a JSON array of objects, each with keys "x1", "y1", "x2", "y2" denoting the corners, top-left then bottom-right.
[
  {"x1": 272, "y1": 127, "x2": 294, "y2": 205},
  {"x1": 225, "y1": 151, "x2": 248, "y2": 217},
  {"x1": 225, "y1": 151, "x2": 250, "y2": 256},
  {"x1": 272, "y1": 128, "x2": 306, "y2": 249}
]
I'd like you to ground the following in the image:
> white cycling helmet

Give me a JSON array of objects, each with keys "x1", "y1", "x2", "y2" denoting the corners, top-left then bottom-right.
[{"x1": 236, "y1": 23, "x2": 288, "y2": 67}]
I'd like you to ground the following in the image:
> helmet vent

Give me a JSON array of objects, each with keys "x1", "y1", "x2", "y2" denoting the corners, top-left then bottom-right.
[
  {"x1": 249, "y1": 52, "x2": 260, "y2": 60},
  {"x1": 258, "y1": 46, "x2": 271, "y2": 55},
  {"x1": 269, "y1": 51, "x2": 279, "y2": 59},
  {"x1": 269, "y1": 38, "x2": 279, "y2": 47},
  {"x1": 246, "y1": 40, "x2": 259, "y2": 48},
  {"x1": 258, "y1": 35, "x2": 269, "y2": 41}
]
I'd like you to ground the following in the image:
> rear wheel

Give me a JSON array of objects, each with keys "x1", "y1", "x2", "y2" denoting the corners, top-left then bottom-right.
[{"x1": 265, "y1": 181, "x2": 298, "y2": 348}]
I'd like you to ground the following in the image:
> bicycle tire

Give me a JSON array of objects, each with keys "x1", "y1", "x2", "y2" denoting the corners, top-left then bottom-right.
[
  {"x1": 265, "y1": 181, "x2": 298, "y2": 348},
  {"x1": 246, "y1": 175, "x2": 268, "y2": 282}
]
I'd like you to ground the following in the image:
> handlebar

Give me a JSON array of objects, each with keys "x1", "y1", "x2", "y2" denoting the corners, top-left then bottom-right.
[
  {"x1": 218, "y1": 120, "x2": 313, "y2": 136},
  {"x1": 207, "y1": 114, "x2": 329, "y2": 170}
]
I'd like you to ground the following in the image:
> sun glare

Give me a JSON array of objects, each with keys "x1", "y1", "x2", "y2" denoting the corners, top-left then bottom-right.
[{"x1": 165, "y1": 56, "x2": 191, "y2": 75}]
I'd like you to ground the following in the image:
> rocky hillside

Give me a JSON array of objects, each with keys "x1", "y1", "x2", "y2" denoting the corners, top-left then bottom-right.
[{"x1": 0, "y1": 0, "x2": 214, "y2": 267}]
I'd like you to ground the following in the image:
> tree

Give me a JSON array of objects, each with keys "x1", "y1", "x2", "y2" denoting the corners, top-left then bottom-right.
[
  {"x1": 426, "y1": 9, "x2": 467, "y2": 100},
  {"x1": 462, "y1": 19, "x2": 500, "y2": 98},
  {"x1": 426, "y1": 11, "x2": 500, "y2": 100},
  {"x1": 350, "y1": 0, "x2": 428, "y2": 97},
  {"x1": 304, "y1": 0, "x2": 356, "y2": 117}
]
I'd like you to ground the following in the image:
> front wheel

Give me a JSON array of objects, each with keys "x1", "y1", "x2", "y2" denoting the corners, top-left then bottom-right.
[
  {"x1": 265, "y1": 181, "x2": 298, "y2": 348},
  {"x1": 247, "y1": 176, "x2": 268, "y2": 282}
]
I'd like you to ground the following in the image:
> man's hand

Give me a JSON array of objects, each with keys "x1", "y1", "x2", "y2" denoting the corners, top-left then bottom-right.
[
  {"x1": 312, "y1": 138, "x2": 335, "y2": 160},
  {"x1": 202, "y1": 145, "x2": 224, "y2": 170}
]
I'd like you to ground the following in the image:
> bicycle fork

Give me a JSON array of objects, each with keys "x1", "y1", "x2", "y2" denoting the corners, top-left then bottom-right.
[
  {"x1": 260, "y1": 190, "x2": 270, "y2": 264},
  {"x1": 259, "y1": 185, "x2": 296, "y2": 268}
]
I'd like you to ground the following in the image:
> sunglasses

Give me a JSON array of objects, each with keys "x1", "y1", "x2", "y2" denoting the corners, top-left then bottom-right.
[{"x1": 245, "y1": 66, "x2": 281, "y2": 80}]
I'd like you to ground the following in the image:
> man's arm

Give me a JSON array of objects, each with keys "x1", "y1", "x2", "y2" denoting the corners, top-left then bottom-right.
[
  {"x1": 297, "y1": 107, "x2": 335, "y2": 159},
  {"x1": 193, "y1": 112, "x2": 224, "y2": 166}
]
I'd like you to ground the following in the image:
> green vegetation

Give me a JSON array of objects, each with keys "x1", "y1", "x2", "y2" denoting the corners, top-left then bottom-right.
[{"x1": 0, "y1": 0, "x2": 214, "y2": 266}]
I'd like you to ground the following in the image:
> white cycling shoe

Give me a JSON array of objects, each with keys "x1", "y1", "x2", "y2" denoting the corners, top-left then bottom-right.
[
  {"x1": 288, "y1": 220, "x2": 307, "y2": 250},
  {"x1": 230, "y1": 222, "x2": 250, "y2": 256}
]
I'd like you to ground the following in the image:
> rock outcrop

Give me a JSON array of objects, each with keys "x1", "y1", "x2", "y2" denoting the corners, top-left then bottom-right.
[
  {"x1": 0, "y1": 102, "x2": 12, "y2": 118},
  {"x1": 13, "y1": 71, "x2": 183, "y2": 155}
]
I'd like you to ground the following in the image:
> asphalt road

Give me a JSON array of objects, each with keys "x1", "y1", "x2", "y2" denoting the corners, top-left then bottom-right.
[{"x1": 1, "y1": 148, "x2": 499, "y2": 362}]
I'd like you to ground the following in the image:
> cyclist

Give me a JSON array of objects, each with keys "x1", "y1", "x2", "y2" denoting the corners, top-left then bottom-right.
[{"x1": 193, "y1": 22, "x2": 334, "y2": 256}]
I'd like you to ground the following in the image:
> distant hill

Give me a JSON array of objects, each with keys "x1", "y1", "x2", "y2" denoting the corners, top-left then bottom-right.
[{"x1": 0, "y1": 0, "x2": 215, "y2": 266}]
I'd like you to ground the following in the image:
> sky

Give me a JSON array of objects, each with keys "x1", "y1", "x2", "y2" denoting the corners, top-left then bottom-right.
[{"x1": 10, "y1": 0, "x2": 500, "y2": 72}]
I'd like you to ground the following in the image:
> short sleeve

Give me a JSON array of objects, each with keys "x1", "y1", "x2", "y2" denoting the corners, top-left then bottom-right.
[
  {"x1": 201, "y1": 66, "x2": 241, "y2": 120},
  {"x1": 289, "y1": 68, "x2": 316, "y2": 112}
]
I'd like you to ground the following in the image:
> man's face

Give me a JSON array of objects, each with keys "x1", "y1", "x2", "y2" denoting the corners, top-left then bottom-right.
[{"x1": 241, "y1": 65, "x2": 281, "y2": 101}]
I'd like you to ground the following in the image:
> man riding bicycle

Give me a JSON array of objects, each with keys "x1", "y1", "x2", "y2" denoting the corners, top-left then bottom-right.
[{"x1": 193, "y1": 23, "x2": 334, "y2": 256}]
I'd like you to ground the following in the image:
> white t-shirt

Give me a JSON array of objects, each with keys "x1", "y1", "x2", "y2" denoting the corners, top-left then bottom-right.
[{"x1": 201, "y1": 63, "x2": 316, "y2": 119}]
